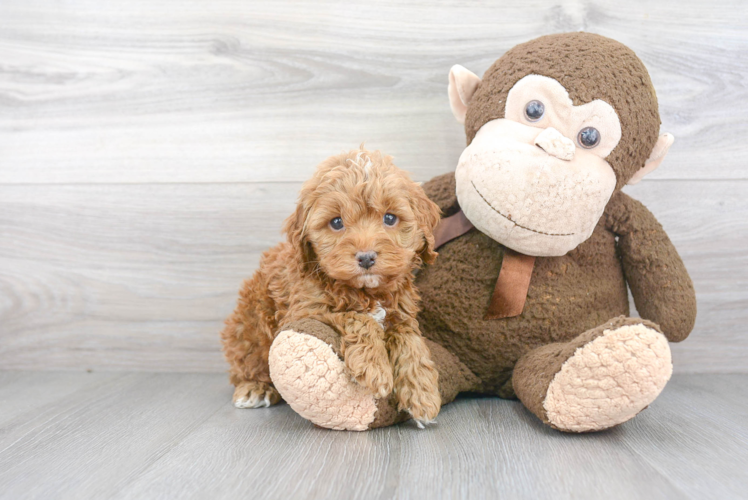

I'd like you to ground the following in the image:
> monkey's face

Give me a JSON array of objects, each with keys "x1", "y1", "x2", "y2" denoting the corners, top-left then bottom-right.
[
  {"x1": 454, "y1": 75, "x2": 622, "y2": 257},
  {"x1": 449, "y1": 33, "x2": 674, "y2": 256}
]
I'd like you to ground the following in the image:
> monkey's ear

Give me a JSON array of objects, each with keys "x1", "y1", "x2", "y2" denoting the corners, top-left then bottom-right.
[
  {"x1": 448, "y1": 65, "x2": 481, "y2": 125},
  {"x1": 628, "y1": 133, "x2": 674, "y2": 185}
]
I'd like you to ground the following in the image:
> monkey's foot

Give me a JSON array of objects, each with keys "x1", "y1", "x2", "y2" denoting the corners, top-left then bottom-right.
[
  {"x1": 514, "y1": 317, "x2": 673, "y2": 432},
  {"x1": 268, "y1": 319, "x2": 407, "y2": 431}
]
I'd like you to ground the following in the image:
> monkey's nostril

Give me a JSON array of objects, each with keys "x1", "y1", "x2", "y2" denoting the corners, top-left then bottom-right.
[{"x1": 356, "y1": 251, "x2": 377, "y2": 270}]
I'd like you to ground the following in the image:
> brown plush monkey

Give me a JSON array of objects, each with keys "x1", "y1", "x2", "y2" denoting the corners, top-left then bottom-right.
[{"x1": 266, "y1": 32, "x2": 697, "y2": 432}]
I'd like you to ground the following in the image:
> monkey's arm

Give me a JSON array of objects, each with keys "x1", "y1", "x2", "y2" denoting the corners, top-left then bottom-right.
[{"x1": 603, "y1": 191, "x2": 696, "y2": 342}]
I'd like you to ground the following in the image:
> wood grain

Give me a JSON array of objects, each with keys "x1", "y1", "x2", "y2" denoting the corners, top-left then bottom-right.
[
  {"x1": 0, "y1": 180, "x2": 745, "y2": 373},
  {"x1": 622, "y1": 374, "x2": 748, "y2": 499},
  {"x1": 0, "y1": 0, "x2": 746, "y2": 184},
  {"x1": 1, "y1": 0, "x2": 746, "y2": 372},
  {"x1": 0, "y1": 371, "x2": 122, "y2": 426},
  {"x1": 0, "y1": 372, "x2": 745, "y2": 499},
  {"x1": 0, "y1": 372, "x2": 228, "y2": 500}
]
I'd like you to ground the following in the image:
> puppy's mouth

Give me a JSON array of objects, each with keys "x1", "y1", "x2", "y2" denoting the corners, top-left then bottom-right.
[{"x1": 354, "y1": 273, "x2": 381, "y2": 289}]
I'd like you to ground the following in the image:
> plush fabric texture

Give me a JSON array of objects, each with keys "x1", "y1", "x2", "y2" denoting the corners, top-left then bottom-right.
[
  {"x1": 504, "y1": 75, "x2": 623, "y2": 160},
  {"x1": 512, "y1": 316, "x2": 670, "y2": 431},
  {"x1": 286, "y1": 317, "x2": 343, "y2": 358},
  {"x1": 455, "y1": 118, "x2": 619, "y2": 256},
  {"x1": 265, "y1": 33, "x2": 696, "y2": 433},
  {"x1": 464, "y1": 32, "x2": 660, "y2": 191},
  {"x1": 269, "y1": 327, "x2": 378, "y2": 431},
  {"x1": 409, "y1": 171, "x2": 695, "y2": 430},
  {"x1": 416, "y1": 173, "x2": 694, "y2": 376},
  {"x1": 533, "y1": 127, "x2": 575, "y2": 160},
  {"x1": 268, "y1": 319, "x2": 479, "y2": 429},
  {"x1": 542, "y1": 322, "x2": 672, "y2": 432},
  {"x1": 417, "y1": 172, "x2": 632, "y2": 394},
  {"x1": 603, "y1": 193, "x2": 697, "y2": 341}
]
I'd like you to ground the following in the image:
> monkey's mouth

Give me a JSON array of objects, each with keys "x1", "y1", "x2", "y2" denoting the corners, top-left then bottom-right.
[{"x1": 470, "y1": 181, "x2": 575, "y2": 237}]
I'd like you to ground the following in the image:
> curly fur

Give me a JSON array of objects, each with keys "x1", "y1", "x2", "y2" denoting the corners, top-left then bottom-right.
[{"x1": 220, "y1": 147, "x2": 442, "y2": 422}]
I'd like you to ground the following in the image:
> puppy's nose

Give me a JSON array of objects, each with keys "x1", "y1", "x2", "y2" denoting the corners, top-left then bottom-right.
[{"x1": 356, "y1": 251, "x2": 377, "y2": 270}]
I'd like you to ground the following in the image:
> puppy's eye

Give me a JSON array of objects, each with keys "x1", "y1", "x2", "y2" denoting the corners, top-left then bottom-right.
[
  {"x1": 383, "y1": 213, "x2": 398, "y2": 226},
  {"x1": 524, "y1": 100, "x2": 545, "y2": 122},
  {"x1": 329, "y1": 217, "x2": 344, "y2": 231},
  {"x1": 578, "y1": 127, "x2": 601, "y2": 148}
]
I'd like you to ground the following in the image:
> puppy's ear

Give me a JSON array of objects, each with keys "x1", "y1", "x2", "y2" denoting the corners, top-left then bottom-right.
[
  {"x1": 283, "y1": 197, "x2": 316, "y2": 268},
  {"x1": 410, "y1": 184, "x2": 442, "y2": 265}
]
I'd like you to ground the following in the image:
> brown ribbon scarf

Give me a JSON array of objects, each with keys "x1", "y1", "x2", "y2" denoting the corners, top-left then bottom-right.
[{"x1": 433, "y1": 210, "x2": 536, "y2": 319}]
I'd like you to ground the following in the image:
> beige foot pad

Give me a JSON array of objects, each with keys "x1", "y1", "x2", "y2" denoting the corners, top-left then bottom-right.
[
  {"x1": 268, "y1": 329, "x2": 377, "y2": 431},
  {"x1": 544, "y1": 323, "x2": 672, "y2": 432}
]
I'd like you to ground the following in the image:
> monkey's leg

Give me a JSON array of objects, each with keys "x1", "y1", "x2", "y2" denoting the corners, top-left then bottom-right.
[
  {"x1": 513, "y1": 317, "x2": 672, "y2": 432},
  {"x1": 268, "y1": 319, "x2": 479, "y2": 430},
  {"x1": 220, "y1": 276, "x2": 281, "y2": 409}
]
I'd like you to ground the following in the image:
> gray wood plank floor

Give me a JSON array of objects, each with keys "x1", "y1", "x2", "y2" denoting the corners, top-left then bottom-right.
[{"x1": 0, "y1": 372, "x2": 745, "y2": 500}]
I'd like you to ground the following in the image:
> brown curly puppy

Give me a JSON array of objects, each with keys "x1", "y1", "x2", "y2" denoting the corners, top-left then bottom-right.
[{"x1": 220, "y1": 148, "x2": 443, "y2": 426}]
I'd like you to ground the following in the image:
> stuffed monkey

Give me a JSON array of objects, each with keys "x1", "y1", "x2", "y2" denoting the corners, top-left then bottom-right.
[{"x1": 266, "y1": 32, "x2": 696, "y2": 432}]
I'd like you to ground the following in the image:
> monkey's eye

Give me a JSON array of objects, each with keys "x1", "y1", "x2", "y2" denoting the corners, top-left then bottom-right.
[
  {"x1": 524, "y1": 100, "x2": 545, "y2": 122},
  {"x1": 578, "y1": 127, "x2": 601, "y2": 148},
  {"x1": 383, "y1": 213, "x2": 398, "y2": 226},
  {"x1": 329, "y1": 217, "x2": 344, "y2": 231}
]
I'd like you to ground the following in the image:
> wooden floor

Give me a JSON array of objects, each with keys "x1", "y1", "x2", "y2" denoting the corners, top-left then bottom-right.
[{"x1": 0, "y1": 372, "x2": 745, "y2": 500}]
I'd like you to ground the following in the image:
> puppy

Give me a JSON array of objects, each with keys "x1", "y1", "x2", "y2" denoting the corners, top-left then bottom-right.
[{"x1": 220, "y1": 148, "x2": 442, "y2": 426}]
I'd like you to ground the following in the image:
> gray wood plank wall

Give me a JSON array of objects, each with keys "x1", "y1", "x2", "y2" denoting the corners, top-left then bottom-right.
[{"x1": 1, "y1": 0, "x2": 746, "y2": 372}]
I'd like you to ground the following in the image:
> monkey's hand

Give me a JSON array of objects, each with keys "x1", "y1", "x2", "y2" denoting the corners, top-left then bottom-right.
[{"x1": 604, "y1": 191, "x2": 696, "y2": 342}]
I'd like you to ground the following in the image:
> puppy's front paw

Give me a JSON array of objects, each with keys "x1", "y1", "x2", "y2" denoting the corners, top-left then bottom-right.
[
  {"x1": 395, "y1": 359, "x2": 441, "y2": 429},
  {"x1": 404, "y1": 383, "x2": 441, "y2": 429},
  {"x1": 233, "y1": 381, "x2": 281, "y2": 409},
  {"x1": 337, "y1": 312, "x2": 394, "y2": 399},
  {"x1": 345, "y1": 348, "x2": 394, "y2": 399}
]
